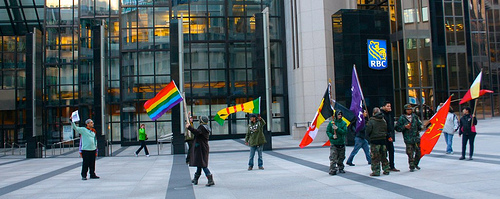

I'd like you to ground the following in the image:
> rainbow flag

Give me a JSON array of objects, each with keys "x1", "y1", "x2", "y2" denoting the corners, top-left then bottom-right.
[
  {"x1": 214, "y1": 97, "x2": 261, "y2": 126},
  {"x1": 144, "y1": 80, "x2": 183, "y2": 121}
]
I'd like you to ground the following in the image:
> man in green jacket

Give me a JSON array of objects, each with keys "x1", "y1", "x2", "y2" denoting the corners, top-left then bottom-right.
[
  {"x1": 245, "y1": 114, "x2": 267, "y2": 170},
  {"x1": 395, "y1": 104, "x2": 423, "y2": 172},
  {"x1": 71, "y1": 118, "x2": 99, "y2": 180},
  {"x1": 135, "y1": 124, "x2": 149, "y2": 157},
  {"x1": 326, "y1": 111, "x2": 347, "y2": 175}
]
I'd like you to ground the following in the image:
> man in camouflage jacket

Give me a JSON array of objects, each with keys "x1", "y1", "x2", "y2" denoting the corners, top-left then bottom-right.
[{"x1": 395, "y1": 104, "x2": 423, "y2": 172}]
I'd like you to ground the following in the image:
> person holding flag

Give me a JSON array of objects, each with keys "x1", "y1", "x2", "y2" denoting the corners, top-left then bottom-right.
[
  {"x1": 245, "y1": 114, "x2": 267, "y2": 170},
  {"x1": 395, "y1": 104, "x2": 423, "y2": 172},
  {"x1": 326, "y1": 111, "x2": 348, "y2": 175},
  {"x1": 346, "y1": 109, "x2": 371, "y2": 166},
  {"x1": 458, "y1": 107, "x2": 477, "y2": 160}
]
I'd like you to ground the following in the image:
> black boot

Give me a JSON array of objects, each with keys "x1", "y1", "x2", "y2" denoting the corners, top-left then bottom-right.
[
  {"x1": 206, "y1": 175, "x2": 215, "y2": 187},
  {"x1": 191, "y1": 173, "x2": 200, "y2": 185}
]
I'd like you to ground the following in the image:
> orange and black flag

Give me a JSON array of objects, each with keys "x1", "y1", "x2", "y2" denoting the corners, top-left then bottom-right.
[
  {"x1": 299, "y1": 84, "x2": 334, "y2": 148},
  {"x1": 420, "y1": 95, "x2": 453, "y2": 158}
]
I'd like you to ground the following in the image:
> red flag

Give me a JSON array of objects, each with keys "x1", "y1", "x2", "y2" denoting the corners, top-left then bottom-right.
[
  {"x1": 459, "y1": 89, "x2": 494, "y2": 104},
  {"x1": 420, "y1": 96, "x2": 452, "y2": 158}
]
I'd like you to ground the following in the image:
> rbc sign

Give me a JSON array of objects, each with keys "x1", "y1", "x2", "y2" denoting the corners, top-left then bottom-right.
[{"x1": 367, "y1": 39, "x2": 388, "y2": 70}]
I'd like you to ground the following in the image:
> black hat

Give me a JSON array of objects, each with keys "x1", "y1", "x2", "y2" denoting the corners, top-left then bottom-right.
[{"x1": 249, "y1": 114, "x2": 257, "y2": 118}]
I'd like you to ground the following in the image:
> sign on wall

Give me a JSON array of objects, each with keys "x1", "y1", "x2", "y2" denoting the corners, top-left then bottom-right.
[{"x1": 367, "y1": 39, "x2": 388, "y2": 70}]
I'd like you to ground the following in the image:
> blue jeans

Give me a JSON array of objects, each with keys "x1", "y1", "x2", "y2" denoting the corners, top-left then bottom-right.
[
  {"x1": 249, "y1": 144, "x2": 264, "y2": 167},
  {"x1": 347, "y1": 137, "x2": 371, "y2": 164},
  {"x1": 443, "y1": 132, "x2": 453, "y2": 153}
]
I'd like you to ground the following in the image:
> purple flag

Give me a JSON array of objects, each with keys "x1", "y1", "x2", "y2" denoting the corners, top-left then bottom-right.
[{"x1": 350, "y1": 65, "x2": 365, "y2": 132}]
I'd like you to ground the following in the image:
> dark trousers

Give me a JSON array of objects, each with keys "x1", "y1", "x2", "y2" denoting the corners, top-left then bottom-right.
[
  {"x1": 461, "y1": 133, "x2": 476, "y2": 158},
  {"x1": 81, "y1": 150, "x2": 97, "y2": 178},
  {"x1": 186, "y1": 140, "x2": 193, "y2": 163},
  {"x1": 386, "y1": 141, "x2": 396, "y2": 169},
  {"x1": 136, "y1": 140, "x2": 149, "y2": 155}
]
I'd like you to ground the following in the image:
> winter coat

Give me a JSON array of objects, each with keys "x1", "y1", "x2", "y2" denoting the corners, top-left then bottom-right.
[
  {"x1": 187, "y1": 124, "x2": 211, "y2": 168},
  {"x1": 245, "y1": 119, "x2": 267, "y2": 146},
  {"x1": 395, "y1": 113, "x2": 423, "y2": 144},
  {"x1": 381, "y1": 109, "x2": 395, "y2": 140},
  {"x1": 326, "y1": 118, "x2": 347, "y2": 145},
  {"x1": 459, "y1": 114, "x2": 477, "y2": 136},
  {"x1": 366, "y1": 112, "x2": 388, "y2": 143},
  {"x1": 443, "y1": 112, "x2": 459, "y2": 135},
  {"x1": 354, "y1": 117, "x2": 368, "y2": 139}
]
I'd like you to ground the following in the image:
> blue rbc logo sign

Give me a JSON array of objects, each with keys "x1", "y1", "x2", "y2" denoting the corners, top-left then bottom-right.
[{"x1": 367, "y1": 39, "x2": 387, "y2": 70}]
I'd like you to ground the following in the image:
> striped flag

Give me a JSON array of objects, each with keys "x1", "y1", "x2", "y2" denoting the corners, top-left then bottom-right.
[
  {"x1": 214, "y1": 98, "x2": 261, "y2": 126},
  {"x1": 459, "y1": 72, "x2": 493, "y2": 104},
  {"x1": 299, "y1": 84, "x2": 334, "y2": 148},
  {"x1": 144, "y1": 80, "x2": 183, "y2": 121},
  {"x1": 322, "y1": 102, "x2": 355, "y2": 147}
]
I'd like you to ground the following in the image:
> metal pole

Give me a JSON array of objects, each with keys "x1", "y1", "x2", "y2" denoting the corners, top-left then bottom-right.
[
  {"x1": 101, "y1": 21, "x2": 106, "y2": 137},
  {"x1": 179, "y1": 15, "x2": 185, "y2": 134},
  {"x1": 262, "y1": 7, "x2": 272, "y2": 131}
]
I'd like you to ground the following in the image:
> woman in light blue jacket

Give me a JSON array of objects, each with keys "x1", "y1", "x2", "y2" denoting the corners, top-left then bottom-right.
[{"x1": 442, "y1": 107, "x2": 459, "y2": 154}]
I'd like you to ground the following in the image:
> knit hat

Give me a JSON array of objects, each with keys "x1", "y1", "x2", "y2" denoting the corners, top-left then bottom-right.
[
  {"x1": 200, "y1": 115, "x2": 209, "y2": 124},
  {"x1": 249, "y1": 114, "x2": 257, "y2": 118}
]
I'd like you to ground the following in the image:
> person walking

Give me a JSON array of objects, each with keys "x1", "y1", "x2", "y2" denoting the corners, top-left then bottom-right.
[
  {"x1": 442, "y1": 107, "x2": 459, "y2": 154},
  {"x1": 245, "y1": 114, "x2": 267, "y2": 170},
  {"x1": 135, "y1": 124, "x2": 149, "y2": 157},
  {"x1": 381, "y1": 101, "x2": 400, "y2": 172},
  {"x1": 186, "y1": 115, "x2": 215, "y2": 186},
  {"x1": 395, "y1": 104, "x2": 423, "y2": 172},
  {"x1": 346, "y1": 109, "x2": 371, "y2": 166},
  {"x1": 327, "y1": 111, "x2": 348, "y2": 175},
  {"x1": 185, "y1": 115, "x2": 195, "y2": 164},
  {"x1": 71, "y1": 118, "x2": 100, "y2": 180},
  {"x1": 366, "y1": 108, "x2": 390, "y2": 176},
  {"x1": 459, "y1": 107, "x2": 477, "y2": 160}
]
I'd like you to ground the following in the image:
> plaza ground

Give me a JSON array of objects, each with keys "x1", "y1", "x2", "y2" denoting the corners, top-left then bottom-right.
[{"x1": 1, "y1": 117, "x2": 500, "y2": 199}]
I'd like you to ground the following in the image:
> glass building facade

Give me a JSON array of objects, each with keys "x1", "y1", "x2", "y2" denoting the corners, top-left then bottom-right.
[{"x1": 1, "y1": 0, "x2": 287, "y2": 149}]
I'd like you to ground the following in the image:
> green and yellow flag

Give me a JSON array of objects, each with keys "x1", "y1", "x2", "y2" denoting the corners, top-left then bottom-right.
[{"x1": 214, "y1": 97, "x2": 261, "y2": 126}]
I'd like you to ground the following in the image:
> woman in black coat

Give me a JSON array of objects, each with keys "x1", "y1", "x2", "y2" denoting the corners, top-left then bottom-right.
[
  {"x1": 185, "y1": 115, "x2": 214, "y2": 186},
  {"x1": 458, "y1": 107, "x2": 477, "y2": 160}
]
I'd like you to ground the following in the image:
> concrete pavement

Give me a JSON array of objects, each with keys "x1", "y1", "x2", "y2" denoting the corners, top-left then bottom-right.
[{"x1": 1, "y1": 117, "x2": 500, "y2": 199}]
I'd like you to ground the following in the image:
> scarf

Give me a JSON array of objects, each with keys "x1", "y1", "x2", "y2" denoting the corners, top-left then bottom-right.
[{"x1": 86, "y1": 127, "x2": 96, "y2": 134}]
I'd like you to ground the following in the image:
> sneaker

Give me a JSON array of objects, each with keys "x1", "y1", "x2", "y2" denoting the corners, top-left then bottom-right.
[
  {"x1": 339, "y1": 169, "x2": 345, "y2": 173},
  {"x1": 368, "y1": 162, "x2": 371, "y2": 165},
  {"x1": 82, "y1": 177, "x2": 87, "y2": 180},
  {"x1": 134, "y1": 152, "x2": 138, "y2": 157},
  {"x1": 329, "y1": 170, "x2": 337, "y2": 176},
  {"x1": 346, "y1": 162, "x2": 355, "y2": 166},
  {"x1": 90, "y1": 175, "x2": 100, "y2": 179},
  {"x1": 248, "y1": 167, "x2": 253, "y2": 171},
  {"x1": 146, "y1": 155, "x2": 150, "y2": 157},
  {"x1": 450, "y1": 152, "x2": 454, "y2": 154},
  {"x1": 370, "y1": 173, "x2": 379, "y2": 176},
  {"x1": 445, "y1": 152, "x2": 450, "y2": 154},
  {"x1": 258, "y1": 166, "x2": 264, "y2": 170},
  {"x1": 459, "y1": 157, "x2": 465, "y2": 160},
  {"x1": 390, "y1": 168, "x2": 400, "y2": 172},
  {"x1": 416, "y1": 166, "x2": 421, "y2": 170},
  {"x1": 383, "y1": 171, "x2": 390, "y2": 175}
]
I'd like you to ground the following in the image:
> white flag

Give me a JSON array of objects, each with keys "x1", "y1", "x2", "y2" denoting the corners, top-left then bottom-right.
[{"x1": 71, "y1": 110, "x2": 80, "y2": 122}]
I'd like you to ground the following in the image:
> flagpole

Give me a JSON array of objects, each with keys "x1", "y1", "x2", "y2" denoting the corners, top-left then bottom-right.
[
  {"x1": 353, "y1": 65, "x2": 369, "y2": 119},
  {"x1": 181, "y1": 92, "x2": 192, "y2": 138}
]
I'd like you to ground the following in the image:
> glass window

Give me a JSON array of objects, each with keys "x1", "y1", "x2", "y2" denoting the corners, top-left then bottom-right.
[
  {"x1": 209, "y1": 43, "x2": 225, "y2": 69},
  {"x1": 190, "y1": 43, "x2": 209, "y2": 69},
  {"x1": 122, "y1": 29, "x2": 137, "y2": 50},
  {"x1": 138, "y1": 29, "x2": 154, "y2": 49},
  {"x1": 138, "y1": 7, "x2": 153, "y2": 28},
  {"x1": 229, "y1": 42, "x2": 246, "y2": 68},
  {"x1": 191, "y1": 70, "x2": 209, "y2": 97},
  {"x1": 454, "y1": 2, "x2": 462, "y2": 16},
  {"x1": 138, "y1": 51, "x2": 155, "y2": 75},
  {"x1": 207, "y1": 0, "x2": 224, "y2": 16},
  {"x1": 208, "y1": 17, "x2": 225, "y2": 40},
  {"x1": 155, "y1": 51, "x2": 170, "y2": 75}
]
